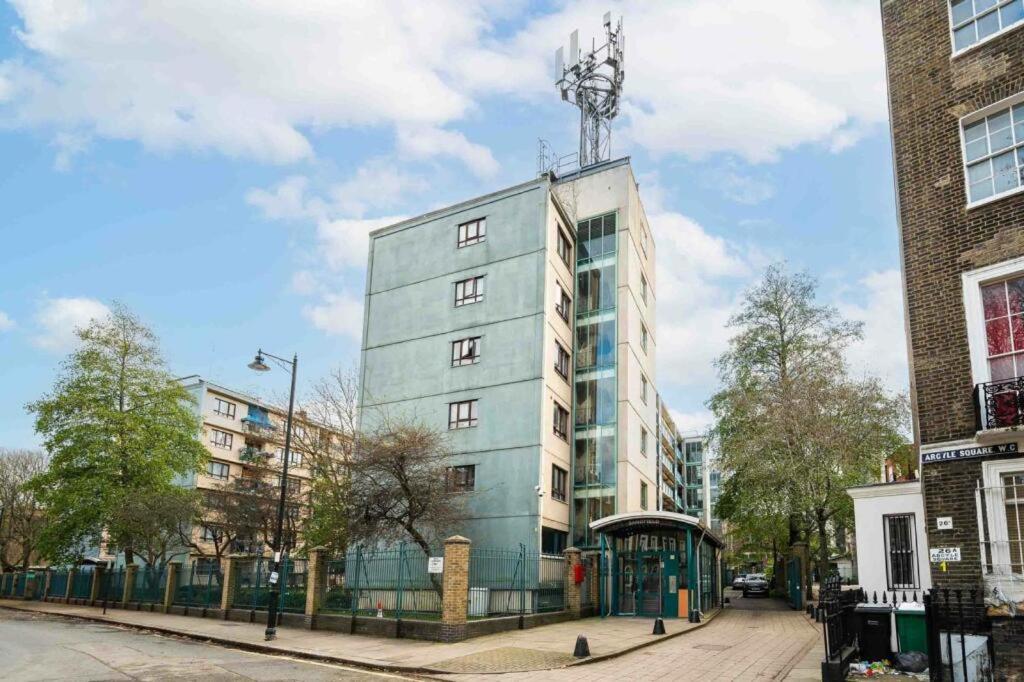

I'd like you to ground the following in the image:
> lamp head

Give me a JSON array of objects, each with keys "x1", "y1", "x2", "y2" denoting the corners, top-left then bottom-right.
[{"x1": 248, "y1": 351, "x2": 270, "y2": 372}]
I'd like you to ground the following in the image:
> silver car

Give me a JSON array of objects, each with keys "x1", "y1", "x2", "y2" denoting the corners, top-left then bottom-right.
[
  {"x1": 742, "y1": 573, "x2": 769, "y2": 597},
  {"x1": 731, "y1": 574, "x2": 746, "y2": 589}
]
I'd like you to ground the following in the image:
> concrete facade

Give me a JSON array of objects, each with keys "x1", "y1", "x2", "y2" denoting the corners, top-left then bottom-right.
[{"x1": 359, "y1": 158, "x2": 665, "y2": 552}]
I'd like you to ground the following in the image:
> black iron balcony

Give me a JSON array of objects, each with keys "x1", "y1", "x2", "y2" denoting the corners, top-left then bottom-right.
[
  {"x1": 241, "y1": 418, "x2": 276, "y2": 438},
  {"x1": 974, "y1": 377, "x2": 1024, "y2": 431}
]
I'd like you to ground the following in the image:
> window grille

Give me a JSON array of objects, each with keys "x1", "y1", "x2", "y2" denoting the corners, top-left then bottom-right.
[{"x1": 884, "y1": 513, "x2": 919, "y2": 589}]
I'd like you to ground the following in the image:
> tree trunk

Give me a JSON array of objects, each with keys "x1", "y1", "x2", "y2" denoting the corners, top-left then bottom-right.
[
  {"x1": 815, "y1": 507, "x2": 830, "y2": 594},
  {"x1": 406, "y1": 527, "x2": 444, "y2": 598}
]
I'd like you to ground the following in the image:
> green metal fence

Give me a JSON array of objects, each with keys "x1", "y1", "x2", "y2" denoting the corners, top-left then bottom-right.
[
  {"x1": 172, "y1": 561, "x2": 223, "y2": 609},
  {"x1": 0, "y1": 573, "x2": 10, "y2": 596},
  {"x1": 13, "y1": 572, "x2": 27, "y2": 597},
  {"x1": 467, "y1": 546, "x2": 565, "y2": 617},
  {"x1": 230, "y1": 558, "x2": 306, "y2": 613},
  {"x1": 71, "y1": 567, "x2": 94, "y2": 599},
  {"x1": 49, "y1": 570, "x2": 69, "y2": 599},
  {"x1": 320, "y1": 545, "x2": 443, "y2": 619},
  {"x1": 132, "y1": 566, "x2": 167, "y2": 604},
  {"x1": 99, "y1": 568, "x2": 126, "y2": 603}
]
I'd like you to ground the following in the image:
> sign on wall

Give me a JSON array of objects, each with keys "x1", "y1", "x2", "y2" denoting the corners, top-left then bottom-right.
[
  {"x1": 929, "y1": 547, "x2": 961, "y2": 563},
  {"x1": 936, "y1": 517, "x2": 953, "y2": 530},
  {"x1": 427, "y1": 557, "x2": 444, "y2": 574},
  {"x1": 921, "y1": 442, "x2": 1017, "y2": 464}
]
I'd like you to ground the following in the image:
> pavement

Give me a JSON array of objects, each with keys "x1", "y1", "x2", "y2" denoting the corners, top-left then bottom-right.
[{"x1": 2, "y1": 590, "x2": 823, "y2": 680}]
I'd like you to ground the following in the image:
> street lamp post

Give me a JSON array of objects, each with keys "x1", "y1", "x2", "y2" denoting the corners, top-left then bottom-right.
[{"x1": 247, "y1": 348, "x2": 298, "y2": 642}]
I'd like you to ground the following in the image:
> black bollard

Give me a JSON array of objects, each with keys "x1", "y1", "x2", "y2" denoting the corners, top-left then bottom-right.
[
  {"x1": 573, "y1": 634, "x2": 591, "y2": 658},
  {"x1": 652, "y1": 617, "x2": 666, "y2": 635}
]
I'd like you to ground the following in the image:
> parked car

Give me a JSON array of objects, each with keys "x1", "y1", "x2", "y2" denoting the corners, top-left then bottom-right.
[
  {"x1": 731, "y1": 574, "x2": 747, "y2": 589},
  {"x1": 742, "y1": 573, "x2": 769, "y2": 598}
]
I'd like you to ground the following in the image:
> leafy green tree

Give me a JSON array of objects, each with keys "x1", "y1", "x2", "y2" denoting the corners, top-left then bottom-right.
[
  {"x1": 27, "y1": 304, "x2": 207, "y2": 564},
  {"x1": 711, "y1": 265, "x2": 908, "y2": 585},
  {"x1": 0, "y1": 448, "x2": 49, "y2": 570}
]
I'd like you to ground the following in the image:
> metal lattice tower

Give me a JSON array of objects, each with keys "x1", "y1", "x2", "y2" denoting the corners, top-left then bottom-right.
[{"x1": 555, "y1": 13, "x2": 625, "y2": 169}]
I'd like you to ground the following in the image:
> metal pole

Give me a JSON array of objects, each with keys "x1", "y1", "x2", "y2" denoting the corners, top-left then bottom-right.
[
  {"x1": 102, "y1": 561, "x2": 111, "y2": 614},
  {"x1": 265, "y1": 353, "x2": 297, "y2": 641}
]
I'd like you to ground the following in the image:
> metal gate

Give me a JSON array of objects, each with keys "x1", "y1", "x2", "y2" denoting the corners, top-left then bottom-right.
[{"x1": 787, "y1": 557, "x2": 802, "y2": 609}]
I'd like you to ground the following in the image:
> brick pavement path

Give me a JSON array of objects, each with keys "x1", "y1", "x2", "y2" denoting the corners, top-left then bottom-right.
[{"x1": 444, "y1": 593, "x2": 820, "y2": 681}]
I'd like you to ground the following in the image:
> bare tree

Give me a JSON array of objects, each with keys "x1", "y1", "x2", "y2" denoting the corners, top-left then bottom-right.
[
  {"x1": 347, "y1": 414, "x2": 466, "y2": 563},
  {"x1": 0, "y1": 448, "x2": 49, "y2": 570},
  {"x1": 109, "y1": 488, "x2": 197, "y2": 569}
]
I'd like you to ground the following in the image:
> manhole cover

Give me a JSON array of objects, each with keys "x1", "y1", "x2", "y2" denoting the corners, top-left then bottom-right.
[{"x1": 694, "y1": 644, "x2": 733, "y2": 651}]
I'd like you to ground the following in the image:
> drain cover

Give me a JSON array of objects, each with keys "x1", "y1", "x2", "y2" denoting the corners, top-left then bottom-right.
[{"x1": 694, "y1": 643, "x2": 733, "y2": 651}]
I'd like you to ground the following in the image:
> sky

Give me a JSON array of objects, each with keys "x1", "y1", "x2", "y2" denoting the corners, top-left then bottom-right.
[{"x1": 0, "y1": 0, "x2": 908, "y2": 448}]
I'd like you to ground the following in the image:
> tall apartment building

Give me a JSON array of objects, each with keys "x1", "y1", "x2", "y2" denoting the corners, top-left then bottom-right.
[
  {"x1": 882, "y1": 0, "x2": 1024, "y2": 669},
  {"x1": 359, "y1": 157, "x2": 658, "y2": 553},
  {"x1": 179, "y1": 377, "x2": 316, "y2": 561}
]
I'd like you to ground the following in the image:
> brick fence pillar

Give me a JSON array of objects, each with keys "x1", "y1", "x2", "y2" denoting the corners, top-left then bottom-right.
[
  {"x1": 89, "y1": 566, "x2": 104, "y2": 605},
  {"x1": 588, "y1": 554, "x2": 601, "y2": 610},
  {"x1": 25, "y1": 570, "x2": 40, "y2": 600},
  {"x1": 220, "y1": 557, "x2": 234, "y2": 613},
  {"x1": 563, "y1": 547, "x2": 582, "y2": 618},
  {"x1": 163, "y1": 563, "x2": 177, "y2": 613},
  {"x1": 441, "y1": 535, "x2": 471, "y2": 643},
  {"x1": 122, "y1": 565, "x2": 137, "y2": 607},
  {"x1": 304, "y1": 549, "x2": 325, "y2": 629}
]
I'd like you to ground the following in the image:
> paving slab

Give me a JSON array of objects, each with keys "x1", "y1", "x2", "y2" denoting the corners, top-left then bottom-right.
[{"x1": 0, "y1": 599, "x2": 717, "y2": 674}]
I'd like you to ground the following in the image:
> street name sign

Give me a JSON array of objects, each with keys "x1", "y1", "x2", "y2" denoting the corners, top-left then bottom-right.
[{"x1": 921, "y1": 442, "x2": 1017, "y2": 464}]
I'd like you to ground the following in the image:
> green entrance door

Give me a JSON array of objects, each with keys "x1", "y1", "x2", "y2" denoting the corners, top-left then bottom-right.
[{"x1": 636, "y1": 551, "x2": 679, "y2": 617}]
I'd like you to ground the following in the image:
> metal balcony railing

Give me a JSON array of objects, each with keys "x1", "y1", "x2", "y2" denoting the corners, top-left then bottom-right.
[
  {"x1": 974, "y1": 377, "x2": 1024, "y2": 431},
  {"x1": 241, "y1": 418, "x2": 277, "y2": 438},
  {"x1": 239, "y1": 446, "x2": 271, "y2": 463}
]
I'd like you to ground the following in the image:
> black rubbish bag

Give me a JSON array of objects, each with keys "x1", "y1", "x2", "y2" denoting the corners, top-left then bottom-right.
[{"x1": 893, "y1": 651, "x2": 928, "y2": 673}]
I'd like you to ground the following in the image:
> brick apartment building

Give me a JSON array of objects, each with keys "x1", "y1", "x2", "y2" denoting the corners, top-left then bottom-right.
[{"x1": 881, "y1": 0, "x2": 1024, "y2": 673}]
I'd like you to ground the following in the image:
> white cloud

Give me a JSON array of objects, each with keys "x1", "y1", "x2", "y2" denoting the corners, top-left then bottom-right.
[
  {"x1": 317, "y1": 216, "x2": 405, "y2": 271},
  {"x1": 50, "y1": 131, "x2": 89, "y2": 172},
  {"x1": 396, "y1": 126, "x2": 499, "y2": 178},
  {"x1": 303, "y1": 292, "x2": 364, "y2": 341},
  {"x1": 245, "y1": 176, "x2": 325, "y2": 223},
  {"x1": 330, "y1": 162, "x2": 428, "y2": 218},
  {"x1": 32, "y1": 297, "x2": 110, "y2": 351},
  {"x1": 838, "y1": 269, "x2": 910, "y2": 394},
  {"x1": 1, "y1": 1, "x2": 885, "y2": 169},
  {"x1": 290, "y1": 270, "x2": 319, "y2": 296},
  {"x1": 0, "y1": 311, "x2": 14, "y2": 331},
  {"x1": 708, "y1": 166, "x2": 776, "y2": 205}
]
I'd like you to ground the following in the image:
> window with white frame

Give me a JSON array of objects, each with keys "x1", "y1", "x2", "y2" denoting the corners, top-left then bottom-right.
[
  {"x1": 455, "y1": 276, "x2": 484, "y2": 306},
  {"x1": 962, "y1": 96, "x2": 1024, "y2": 204},
  {"x1": 457, "y1": 218, "x2": 486, "y2": 248},
  {"x1": 275, "y1": 447, "x2": 302, "y2": 466},
  {"x1": 555, "y1": 282, "x2": 571, "y2": 322},
  {"x1": 981, "y1": 458, "x2": 1024, "y2": 576},
  {"x1": 950, "y1": 0, "x2": 1024, "y2": 53},
  {"x1": 554, "y1": 342, "x2": 570, "y2": 380},
  {"x1": 452, "y1": 337, "x2": 481, "y2": 367},
  {"x1": 553, "y1": 401, "x2": 569, "y2": 440},
  {"x1": 551, "y1": 465, "x2": 568, "y2": 502},
  {"x1": 449, "y1": 399, "x2": 478, "y2": 429},
  {"x1": 213, "y1": 397, "x2": 236, "y2": 419},
  {"x1": 883, "y1": 513, "x2": 919, "y2": 589},
  {"x1": 210, "y1": 429, "x2": 233, "y2": 449},
  {"x1": 556, "y1": 226, "x2": 572, "y2": 267},
  {"x1": 207, "y1": 460, "x2": 230, "y2": 480}
]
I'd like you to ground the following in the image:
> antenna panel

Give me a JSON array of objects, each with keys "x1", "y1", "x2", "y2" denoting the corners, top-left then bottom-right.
[
  {"x1": 569, "y1": 29, "x2": 579, "y2": 63},
  {"x1": 554, "y1": 46, "x2": 564, "y2": 81}
]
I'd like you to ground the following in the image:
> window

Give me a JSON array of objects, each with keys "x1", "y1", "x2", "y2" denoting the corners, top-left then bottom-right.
[
  {"x1": 575, "y1": 376, "x2": 615, "y2": 425},
  {"x1": 577, "y1": 263, "x2": 615, "y2": 313},
  {"x1": 449, "y1": 399, "x2": 478, "y2": 429},
  {"x1": 446, "y1": 464, "x2": 476, "y2": 492},
  {"x1": 641, "y1": 376, "x2": 648, "y2": 404},
  {"x1": 576, "y1": 319, "x2": 615, "y2": 369},
  {"x1": 555, "y1": 282, "x2": 571, "y2": 322},
  {"x1": 553, "y1": 401, "x2": 569, "y2": 440},
  {"x1": 457, "y1": 217, "x2": 486, "y2": 247},
  {"x1": 962, "y1": 97, "x2": 1024, "y2": 204},
  {"x1": 641, "y1": 481, "x2": 649, "y2": 510},
  {"x1": 641, "y1": 325, "x2": 649, "y2": 352},
  {"x1": 552, "y1": 465, "x2": 568, "y2": 502},
  {"x1": 455, "y1": 276, "x2": 485, "y2": 306},
  {"x1": 555, "y1": 342, "x2": 570, "y2": 380},
  {"x1": 577, "y1": 212, "x2": 616, "y2": 260},
  {"x1": 950, "y1": 0, "x2": 1024, "y2": 53},
  {"x1": 200, "y1": 526, "x2": 221, "y2": 542},
  {"x1": 1000, "y1": 471, "x2": 1024, "y2": 573},
  {"x1": 556, "y1": 226, "x2": 572, "y2": 267},
  {"x1": 207, "y1": 460, "x2": 230, "y2": 480},
  {"x1": 641, "y1": 428, "x2": 648, "y2": 457},
  {"x1": 981, "y1": 275, "x2": 1024, "y2": 383},
  {"x1": 277, "y1": 476, "x2": 301, "y2": 496},
  {"x1": 214, "y1": 398, "x2": 236, "y2": 419},
  {"x1": 641, "y1": 275, "x2": 648, "y2": 304},
  {"x1": 452, "y1": 337, "x2": 481, "y2": 367},
  {"x1": 542, "y1": 526, "x2": 568, "y2": 554},
  {"x1": 274, "y1": 447, "x2": 303, "y2": 466},
  {"x1": 980, "y1": 459, "x2": 1024, "y2": 576},
  {"x1": 195, "y1": 557, "x2": 219, "y2": 575},
  {"x1": 210, "y1": 429, "x2": 233, "y2": 449},
  {"x1": 883, "y1": 513, "x2": 919, "y2": 589}
]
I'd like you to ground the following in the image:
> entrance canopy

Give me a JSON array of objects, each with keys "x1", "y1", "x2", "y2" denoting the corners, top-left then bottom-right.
[{"x1": 589, "y1": 511, "x2": 724, "y2": 548}]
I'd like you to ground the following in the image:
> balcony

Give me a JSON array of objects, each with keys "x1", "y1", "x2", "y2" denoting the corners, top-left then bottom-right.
[
  {"x1": 974, "y1": 377, "x2": 1024, "y2": 434},
  {"x1": 239, "y1": 446, "x2": 272, "y2": 463},
  {"x1": 241, "y1": 418, "x2": 276, "y2": 439}
]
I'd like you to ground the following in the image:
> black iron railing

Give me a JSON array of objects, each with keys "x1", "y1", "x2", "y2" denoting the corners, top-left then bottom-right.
[
  {"x1": 974, "y1": 377, "x2": 1024, "y2": 430},
  {"x1": 924, "y1": 587, "x2": 994, "y2": 681}
]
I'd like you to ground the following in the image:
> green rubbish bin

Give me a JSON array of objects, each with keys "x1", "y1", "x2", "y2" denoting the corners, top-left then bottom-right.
[{"x1": 895, "y1": 603, "x2": 928, "y2": 654}]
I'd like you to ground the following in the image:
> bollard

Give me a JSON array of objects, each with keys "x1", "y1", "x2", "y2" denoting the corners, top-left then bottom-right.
[
  {"x1": 652, "y1": 617, "x2": 666, "y2": 635},
  {"x1": 573, "y1": 634, "x2": 591, "y2": 658}
]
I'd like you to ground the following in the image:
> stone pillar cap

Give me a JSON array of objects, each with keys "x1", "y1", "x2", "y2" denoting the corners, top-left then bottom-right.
[{"x1": 445, "y1": 535, "x2": 471, "y2": 545}]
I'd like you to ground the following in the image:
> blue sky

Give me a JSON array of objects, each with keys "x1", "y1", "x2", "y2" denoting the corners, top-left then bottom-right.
[{"x1": 0, "y1": 1, "x2": 907, "y2": 448}]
